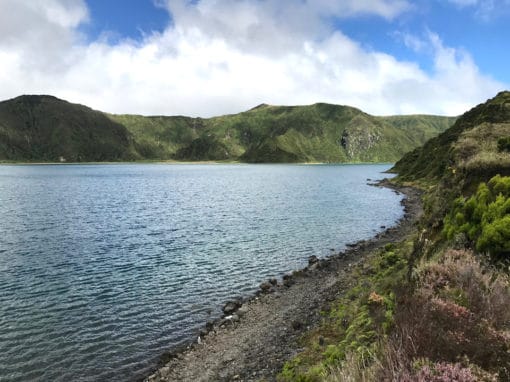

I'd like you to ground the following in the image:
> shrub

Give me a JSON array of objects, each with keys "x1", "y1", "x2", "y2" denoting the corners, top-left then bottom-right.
[
  {"x1": 381, "y1": 249, "x2": 510, "y2": 380},
  {"x1": 414, "y1": 361, "x2": 480, "y2": 382},
  {"x1": 497, "y1": 136, "x2": 510, "y2": 152},
  {"x1": 443, "y1": 175, "x2": 510, "y2": 258}
]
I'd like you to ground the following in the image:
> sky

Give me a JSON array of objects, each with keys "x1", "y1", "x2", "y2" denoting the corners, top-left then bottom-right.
[{"x1": 0, "y1": 0, "x2": 509, "y2": 117}]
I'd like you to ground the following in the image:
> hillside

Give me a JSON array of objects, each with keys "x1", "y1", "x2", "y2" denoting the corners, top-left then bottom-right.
[
  {"x1": 111, "y1": 103, "x2": 455, "y2": 163},
  {"x1": 0, "y1": 95, "x2": 455, "y2": 163},
  {"x1": 392, "y1": 90, "x2": 510, "y2": 182},
  {"x1": 0, "y1": 95, "x2": 139, "y2": 162},
  {"x1": 276, "y1": 91, "x2": 510, "y2": 381}
]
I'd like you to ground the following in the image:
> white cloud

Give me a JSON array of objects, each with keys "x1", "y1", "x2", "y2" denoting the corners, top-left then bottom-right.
[
  {"x1": 0, "y1": 0, "x2": 88, "y2": 73},
  {"x1": 309, "y1": 0, "x2": 412, "y2": 19},
  {"x1": 386, "y1": 29, "x2": 504, "y2": 114},
  {"x1": 447, "y1": 0, "x2": 510, "y2": 19},
  {"x1": 395, "y1": 31, "x2": 428, "y2": 53},
  {"x1": 0, "y1": 0, "x2": 505, "y2": 117}
]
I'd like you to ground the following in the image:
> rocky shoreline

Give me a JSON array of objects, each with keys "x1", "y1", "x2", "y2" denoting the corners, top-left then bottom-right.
[{"x1": 143, "y1": 181, "x2": 423, "y2": 382}]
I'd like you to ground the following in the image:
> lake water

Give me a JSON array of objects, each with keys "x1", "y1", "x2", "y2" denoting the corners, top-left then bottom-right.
[{"x1": 0, "y1": 163, "x2": 402, "y2": 382}]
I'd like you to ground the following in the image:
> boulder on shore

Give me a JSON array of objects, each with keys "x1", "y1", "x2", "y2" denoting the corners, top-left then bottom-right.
[
  {"x1": 222, "y1": 300, "x2": 241, "y2": 315},
  {"x1": 308, "y1": 255, "x2": 319, "y2": 265},
  {"x1": 259, "y1": 281, "x2": 273, "y2": 293}
]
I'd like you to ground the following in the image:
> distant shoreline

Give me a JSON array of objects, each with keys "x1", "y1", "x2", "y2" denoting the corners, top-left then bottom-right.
[{"x1": 0, "y1": 160, "x2": 395, "y2": 166}]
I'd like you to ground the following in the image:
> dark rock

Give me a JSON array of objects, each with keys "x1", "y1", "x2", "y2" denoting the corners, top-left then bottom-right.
[
  {"x1": 222, "y1": 300, "x2": 241, "y2": 315},
  {"x1": 259, "y1": 281, "x2": 272, "y2": 293},
  {"x1": 282, "y1": 274, "x2": 294, "y2": 287},
  {"x1": 199, "y1": 328, "x2": 208, "y2": 337},
  {"x1": 308, "y1": 255, "x2": 319, "y2": 265},
  {"x1": 269, "y1": 278, "x2": 278, "y2": 286},
  {"x1": 220, "y1": 315, "x2": 238, "y2": 326},
  {"x1": 291, "y1": 320, "x2": 303, "y2": 330},
  {"x1": 318, "y1": 336, "x2": 325, "y2": 346},
  {"x1": 205, "y1": 321, "x2": 214, "y2": 331}
]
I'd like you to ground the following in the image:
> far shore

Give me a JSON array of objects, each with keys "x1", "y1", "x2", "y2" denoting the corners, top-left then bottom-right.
[{"x1": 0, "y1": 160, "x2": 395, "y2": 166}]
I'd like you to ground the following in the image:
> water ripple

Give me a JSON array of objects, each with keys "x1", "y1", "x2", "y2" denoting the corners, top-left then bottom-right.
[{"x1": 0, "y1": 163, "x2": 402, "y2": 382}]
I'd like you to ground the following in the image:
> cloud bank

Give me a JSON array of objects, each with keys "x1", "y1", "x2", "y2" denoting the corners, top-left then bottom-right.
[{"x1": 0, "y1": 0, "x2": 505, "y2": 117}]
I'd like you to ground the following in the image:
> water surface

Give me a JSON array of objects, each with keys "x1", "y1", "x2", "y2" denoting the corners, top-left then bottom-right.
[{"x1": 0, "y1": 164, "x2": 402, "y2": 381}]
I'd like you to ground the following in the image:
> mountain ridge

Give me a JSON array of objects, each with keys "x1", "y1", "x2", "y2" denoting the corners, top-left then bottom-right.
[{"x1": 0, "y1": 94, "x2": 456, "y2": 163}]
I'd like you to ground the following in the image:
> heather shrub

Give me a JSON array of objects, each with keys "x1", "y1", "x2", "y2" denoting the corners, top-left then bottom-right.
[
  {"x1": 413, "y1": 361, "x2": 491, "y2": 382},
  {"x1": 418, "y1": 250, "x2": 510, "y2": 327},
  {"x1": 382, "y1": 249, "x2": 510, "y2": 380}
]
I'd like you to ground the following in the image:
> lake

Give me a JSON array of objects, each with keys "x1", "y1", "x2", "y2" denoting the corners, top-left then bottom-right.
[{"x1": 0, "y1": 163, "x2": 402, "y2": 381}]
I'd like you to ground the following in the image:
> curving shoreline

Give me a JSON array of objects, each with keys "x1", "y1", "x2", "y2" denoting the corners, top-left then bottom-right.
[{"x1": 143, "y1": 180, "x2": 423, "y2": 382}]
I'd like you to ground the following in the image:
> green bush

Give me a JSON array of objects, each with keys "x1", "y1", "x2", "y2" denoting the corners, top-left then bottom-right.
[
  {"x1": 443, "y1": 174, "x2": 510, "y2": 257},
  {"x1": 497, "y1": 137, "x2": 510, "y2": 152}
]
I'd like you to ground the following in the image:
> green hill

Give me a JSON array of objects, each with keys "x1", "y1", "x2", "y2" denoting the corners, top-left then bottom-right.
[
  {"x1": 111, "y1": 103, "x2": 455, "y2": 163},
  {"x1": 392, "y1": 90, "x2": 510, "y2": 254},
  {"x1": 0, "y1": 95, "x2": 456, "y2": 163},
  {"x1": 0, "y1": 95, "x2": 140, "y2": 162},
  {"x1": 392, "y1": 91, "x2": 510, "y2": 183}
]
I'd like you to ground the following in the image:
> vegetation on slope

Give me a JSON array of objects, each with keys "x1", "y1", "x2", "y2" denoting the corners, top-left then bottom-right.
[
  {"x1": 444, "y1": 175, "x2": 510, "y2": 258},
  {"x1": 392, "y1": 91, "x2": 510, "y2": 182},
  {"x1": 279, "y1": 91, "x2": 510, "y2": 381},
  {"x1": 0, "y1": 95, "x2": 455, "y2": 163},
  {"x1": 113, "y1": 103, "x2": 455, "y2": 163},
  {"x1": 0, "y1": 95, "x2": 139, "y2": 162}
]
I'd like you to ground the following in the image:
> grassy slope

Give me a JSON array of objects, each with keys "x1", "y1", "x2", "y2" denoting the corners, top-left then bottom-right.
[
  {"x1": 279, "y1": 91, "x2": 510, "y2": 381},
  {"x1": 392, "y1": 91, "x2": 510, "y2": 182},
  {"x1": 0, "y1": 95, "x2": 455, "y2": 163},
  {"x1": 111, "y1": 103, "x2": 456, "y2": 163},
  {"x1": 0, "y1": 95, "x2": 139, "y2": 162},
  {"x1": 106, "y1": 114, "x2": 201, "y2": 159}
]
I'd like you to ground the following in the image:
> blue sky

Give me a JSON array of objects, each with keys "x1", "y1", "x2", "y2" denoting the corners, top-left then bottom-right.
[
  {"x1": 0, "y1": 0, "x2": 508, "y2": 117},
  {"x1": 83, "y1": 1, "x2": 169, "y2": 42}
]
